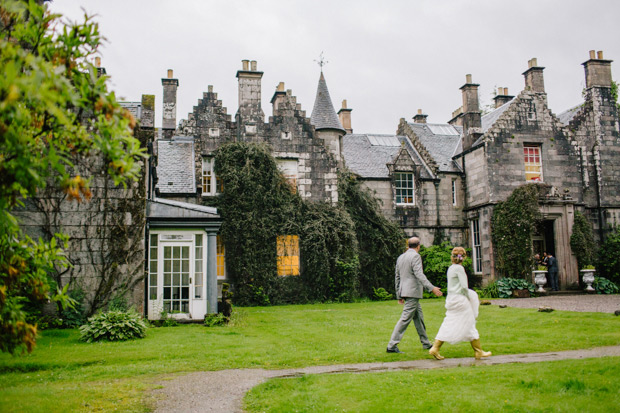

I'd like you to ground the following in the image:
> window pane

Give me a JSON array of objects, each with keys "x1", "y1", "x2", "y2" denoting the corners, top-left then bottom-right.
[
  {"x1": 149, "y1": 287, "x2": 157, "y2": 299},
  {"x1": 173, "y1": 273, "x2": 180, "y2": 285},
  {"x1": 164, "y1": 273, "x2": 171, "y2": 285}
]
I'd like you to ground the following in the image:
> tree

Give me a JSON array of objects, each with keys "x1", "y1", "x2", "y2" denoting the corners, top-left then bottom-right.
[
  {"x1": 0, "y1": 0, "x2": 145, "y2": 354},
  {"x1": 569, "y1": 211, "x2": 596, "y2": 269}
]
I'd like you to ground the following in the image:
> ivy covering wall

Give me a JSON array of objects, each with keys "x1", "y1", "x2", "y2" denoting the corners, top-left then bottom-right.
[
  {"x1": 491, "y1": 184, "x2": 543, "y2": 279},
  {"x1": 213, "y1": 142, "x2": 403, "y2": 306}
]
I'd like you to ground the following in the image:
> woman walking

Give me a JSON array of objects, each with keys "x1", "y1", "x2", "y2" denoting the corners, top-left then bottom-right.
[{"x1": 428, "y1": 247, "x2": 492, "y2": 360}]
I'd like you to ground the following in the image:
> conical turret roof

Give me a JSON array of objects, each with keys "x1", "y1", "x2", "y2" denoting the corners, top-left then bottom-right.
[{"x1": 311, "y1": 72, "x2": 345, "y2": 133}]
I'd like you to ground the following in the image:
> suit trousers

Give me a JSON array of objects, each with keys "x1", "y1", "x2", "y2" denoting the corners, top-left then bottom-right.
[{"x1": 388, "y1": 297, "x2": 431, "y2": 349}]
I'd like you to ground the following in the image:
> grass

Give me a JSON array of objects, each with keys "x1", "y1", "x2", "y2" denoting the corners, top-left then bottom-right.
[
  {"x1": 244, "y1": 357, "x2": 620, "y2": 412},
  {"x1": 0, "y1": 300, "x2": 619, "y2": 411}
]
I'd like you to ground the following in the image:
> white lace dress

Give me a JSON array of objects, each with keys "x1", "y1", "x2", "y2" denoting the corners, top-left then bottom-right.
[{"x1": 435, "y1": 264, "x2": 480, "y2": 344}]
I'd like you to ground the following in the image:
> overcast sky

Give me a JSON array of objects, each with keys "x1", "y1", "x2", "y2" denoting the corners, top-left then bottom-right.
[{"x1": 49, "y1": 0, "x2": 620, "y2": 135}]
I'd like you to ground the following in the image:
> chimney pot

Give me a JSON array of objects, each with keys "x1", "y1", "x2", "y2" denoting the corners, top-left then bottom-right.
[
  {"x1": 167, "y1": 69, "x2": 173, "y2": 79},
  {"x1": 242, "y1": 60, "x2": 249, "y2": 71},
  {"x1": 95, "y1": 57, "x2": 101, "y2": 68},
  {"x1": 277, "y1": 82, "x2": 285, "y2": 92},
  {"x1": 597, "y1": 51, "x2": 604, "y2": 59},
  {"x1": 208, "y1": 85, "x2": 213, "y2": 93},
  {"x1": 417, "y1": 109, "x2": 422, "y2": 115},
  {"x1": 466, "y1": 74, "x2": 472, "y2": 83},
  {"x1": 589, "y1": 50, "x2": 596, "y2": 59},
  {"x1": 250, "y1": 60, "x2": 257, "y2": 71},
  {"x1": 504, "y1": 87, "x2": 509, "y2": 95},
  {"x1": 342, "y1": 99, "x2": 347, "y2": 109}
]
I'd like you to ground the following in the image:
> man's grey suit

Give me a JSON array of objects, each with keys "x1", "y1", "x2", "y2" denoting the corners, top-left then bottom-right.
[{"x1": 387, "y1": 248, "x2": 436, "y2": 350}]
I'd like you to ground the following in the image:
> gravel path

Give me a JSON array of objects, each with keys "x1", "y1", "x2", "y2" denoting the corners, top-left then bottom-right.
[{"x1": 153, "y1": 295, "x2": 620, "y2": 412}]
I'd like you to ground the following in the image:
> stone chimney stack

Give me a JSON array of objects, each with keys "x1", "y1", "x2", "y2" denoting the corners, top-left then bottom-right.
[
  {"x1": 583, "y1": 50, "x2": 613, "y2": 88},
  {"x1": 523, "y1": 58, "x2": 545, "y2": 93},
  {"x1": 460, "y1": 74, "x2": 482, "y2": 150},
  {"x1": 493, "y1": 87, "x2": 514, "y2": 108},
  {"x1": 448, "y1": 107, "x2": 463, "y2": 126},
  {"x1": 161, "y1": 69, "x2": 179, "y2": 136},
  {"x1": 236, "y1": 59, "x2": 264, "y2": 125},
  {"x1": 95, "y1": 57, "x2": 106, "y2": 78},
  {"x1": 413, "y1": 109, "x2": 428, "y2": 124},
  {"x1": 338, "y1": 100, "x2": 353, "y2": 134},
  {"x1": 270, "y1": 82, "x2": 287, "y2": 113}
]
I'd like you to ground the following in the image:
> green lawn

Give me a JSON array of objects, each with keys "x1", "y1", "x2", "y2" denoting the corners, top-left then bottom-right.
[
  {"x1": 0, "y1": 300, "x2": 619, "y2": 411},
  {"x1": 245, "y1": 357, "x2": 620, "y2": 412}
]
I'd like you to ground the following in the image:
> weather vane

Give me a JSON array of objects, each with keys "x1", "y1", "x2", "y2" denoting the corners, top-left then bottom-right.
[{"x1": 314, "y1": 52, "x2": 328, "y2": 72}]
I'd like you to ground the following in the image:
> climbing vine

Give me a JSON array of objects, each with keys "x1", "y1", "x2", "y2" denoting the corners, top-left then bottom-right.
[
  {"x1": 570, "y1": 210, "x2": 596, "y2": 269},
  {"x1": 491, "y1": 184, "x2": 543, "y2": 279},
  {"x1": 338, "y1": 171, "x2": 405, "y2": 296}
]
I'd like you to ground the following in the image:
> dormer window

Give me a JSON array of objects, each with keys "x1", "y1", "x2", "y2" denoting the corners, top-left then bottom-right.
[
  {"x1": 524, "y1": 145, "x2": 543, "y2": 182},
  {"x1": 394, "y1": 172, "x2": 415, "y2": 205}
]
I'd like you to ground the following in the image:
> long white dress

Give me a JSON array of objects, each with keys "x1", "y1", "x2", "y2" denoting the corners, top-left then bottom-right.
[{"x1": 435, "y1": 264, "x2": 480, "y2": 344}]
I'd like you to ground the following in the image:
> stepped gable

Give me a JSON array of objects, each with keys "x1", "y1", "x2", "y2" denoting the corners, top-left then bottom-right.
[{"x1": 310, "y1": 72, "x2": 345, "y2": 133}]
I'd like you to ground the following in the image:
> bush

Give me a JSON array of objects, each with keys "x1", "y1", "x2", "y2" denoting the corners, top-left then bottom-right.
[
  {"x1": 597, "y1": 226, "x2": 620, "y2": 286},
  {"x1": 492, "y1": 184, "x2": 543, "y2": 279},
  {"x1": 593, "y1": 277, "x2": 619, "y2": 295},
  {"x1": 497, "y1": 278, "x2": 536, "y2": 298},
  {"x1": 204, "y1": 313, "x2": 228, "y2": 327},
  {"x1": 372, "y1": 287, "x2": 393, "y2": 301},
  {"x1": 419, "y1": 242, "x2": 475, "y2": 292},
  {"x1": 570, "y1": 211, "x2": 596, "y2": 269},
  {"x1": 480, "y1": 280, "x2": 499, "y2": 298},
  {"x1": 79, "y1": 310, "x2": 147, "y2": 343}
]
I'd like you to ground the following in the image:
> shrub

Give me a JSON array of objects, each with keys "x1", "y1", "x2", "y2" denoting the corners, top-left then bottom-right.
[
  {"x1": 492, "y1": 184, "x2": 543, "y2": 279},
  {"x1": 419, "y1": 242, "x2": 475, "y2": 291},
  {"x1": 570, "y1": 211, "x2": 596, "y2": 269},
  {"x1": 79, "y1": 310, "x2": 147, "y2": 343},
  {"x1": 497, "y1": 278, "x2": 536, "y2": 298},
  {"x1": 204, "y1": 313, "x2": 228, "y2": 327},
  {"x1": 372, "y1": 287, "x2": 393, "y2": 301},
  {"x1": 597, "y1": 226, "x2": 620, "y2": 286},
  {"x1": 480, "y1": 280, "x2": 499, "y2": 298},
  {"x1": 593, "y1": 277, "x2": 619, "y2": 295}
]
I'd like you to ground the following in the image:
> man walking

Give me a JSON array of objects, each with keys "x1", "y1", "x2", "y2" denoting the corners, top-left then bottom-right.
[{"x1": 387, "y1": 237, "x2": 443, "y2": 353}]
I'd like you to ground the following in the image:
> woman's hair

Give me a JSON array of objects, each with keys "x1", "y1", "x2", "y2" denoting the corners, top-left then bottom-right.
[{"x1": 451, "y1": 246, "x2": 466, "y2": 264}]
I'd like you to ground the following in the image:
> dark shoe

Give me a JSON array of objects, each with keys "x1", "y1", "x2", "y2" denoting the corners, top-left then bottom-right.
[
  {"x1": 422, "y1": 344, "x2": 432, "y2": 350},
  {"x1": 386, "y1": 346, "x2": 403, "y2": 354}
]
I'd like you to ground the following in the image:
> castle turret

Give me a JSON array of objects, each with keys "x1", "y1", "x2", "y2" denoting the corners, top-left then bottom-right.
[{"x1": 311, "y1": 72, "x2": 345, "y2": 161}]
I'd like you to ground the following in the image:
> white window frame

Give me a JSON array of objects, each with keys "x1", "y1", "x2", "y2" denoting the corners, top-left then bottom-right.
[
  {"x1": 524, "y1": 145, "x2": 543, "y2": 182},
  {"x1": 201, "y1": 157, "x2": 220, "y2": 196},
  {"x1": 471, "y1": 219, "x2": 482, "y2": 274},
  {"x1": 394, "y1": 172, "x2": 415, "y2": 206}
]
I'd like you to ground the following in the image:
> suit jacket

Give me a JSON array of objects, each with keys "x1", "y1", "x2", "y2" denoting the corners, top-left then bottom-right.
[
  {"x1": 547, "y1": 256, "x2": 558, "y2": 272},
  {"x1": 395, "y1": 249, "x2": 435, "y2": 299}
]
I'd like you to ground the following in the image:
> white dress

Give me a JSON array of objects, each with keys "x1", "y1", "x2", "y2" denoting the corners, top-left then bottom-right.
[{"x1": 435, "y1": 264, "x2": 480, "y2": 344}]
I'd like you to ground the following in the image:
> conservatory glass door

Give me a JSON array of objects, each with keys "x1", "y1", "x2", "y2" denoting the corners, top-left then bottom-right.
[{"x1": 162, "y1": 243, "x2": 191, "y2": 313}]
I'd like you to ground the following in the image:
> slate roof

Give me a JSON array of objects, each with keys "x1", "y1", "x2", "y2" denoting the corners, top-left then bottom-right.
[
  {"x1": 557, "y1": 104, "x2": 581, "y2": 125},
  {"x1": 310, "y1": 72, "x2": 345, "y2": 133},
  {"x1": 406, "y1": 122, "x2": 463, "y2": 173},
  {"x1": 155, "y1": 136, "x2": 196, "y2": 194},
  {"x1": 342, "y1": 134, "x2": 433, "y2": 179},
  {"x1": 147, "y1": 198, "x2": 219, "y2": 220}
]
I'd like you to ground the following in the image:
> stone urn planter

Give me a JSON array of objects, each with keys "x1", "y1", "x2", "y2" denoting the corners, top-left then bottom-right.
[
  {"x1": 533, "y1": 270, "x2": 548, "y2": 293},
  {"x1": 580, "y1": 269, "x2": 596, "y2": 292}
]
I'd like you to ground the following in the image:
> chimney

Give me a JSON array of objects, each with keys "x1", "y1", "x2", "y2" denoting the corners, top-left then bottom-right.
[
  {"x1": 337, "y1": 99, "x2": 353, "y2": 134},
  {"x1": 493, "y1": 87, "x2": 515, "y2": 108},
  {"x1": 161, "y1": 69, "x2": 179, "y2": 134},
  {"x1": 523, "y1": 58, "x2": 545, "y2": 93},
  {"x1": 413, "y1": 108, "x2": 428, "y2": 124},
  {"x1": 236, "y1": 59, "x2": 264, "y2": 125},
  {"x1": 140, "y1": 94, "x2": 155, "y2": 129},
  {"x1": 270, "y1": 82, "x2": 287, "y2": 113},
  {"x1": 583, "y1": 50, "x2": 613, "y2": 88},
  {"x1": 94, "y1": 57, "x2": 106, "y2": 78},
  {"x1": 448, "y1": 106, "x2": 463, "y2": 126},
  {"x1": 460, "y1": 74, "x2": 482, "y2": 150}
]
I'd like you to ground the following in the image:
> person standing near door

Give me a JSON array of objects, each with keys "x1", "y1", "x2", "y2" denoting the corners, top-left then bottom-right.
[{"x1": 547, "y1": 253, "x2": 559, "y2": 291}]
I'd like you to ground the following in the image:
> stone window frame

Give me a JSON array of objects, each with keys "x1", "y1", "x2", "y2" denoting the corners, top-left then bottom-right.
[
  {"x1": 452, "y1": 179, "x2": 457, "y2": 206},
  {"x1": 524, "y1": 144, "x2": 543, "y2": 182}
]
